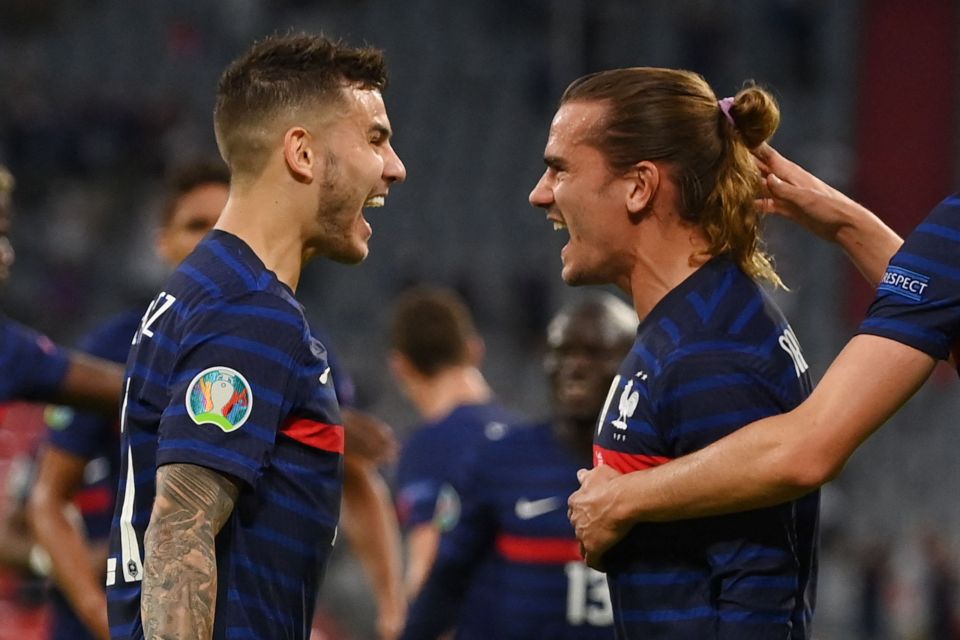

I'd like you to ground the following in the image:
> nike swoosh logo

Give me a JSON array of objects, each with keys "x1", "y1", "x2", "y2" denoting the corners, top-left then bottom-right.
[
  {"x1": 319, "y1": 367, "x2": 331, "y2": 384},
  {"x1": 515, "y1": 496, "x2": 561, "y2": 520}
]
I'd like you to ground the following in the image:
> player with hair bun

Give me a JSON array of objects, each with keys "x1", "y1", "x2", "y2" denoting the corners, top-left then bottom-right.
[{"x1": 534, "y1": 67, "x2": 818, "y2": 638}]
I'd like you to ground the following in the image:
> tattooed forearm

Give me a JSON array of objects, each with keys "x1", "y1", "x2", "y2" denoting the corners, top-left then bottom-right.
[{"x1": 142, "y1": 463, "x2": 240, "y2": 639}]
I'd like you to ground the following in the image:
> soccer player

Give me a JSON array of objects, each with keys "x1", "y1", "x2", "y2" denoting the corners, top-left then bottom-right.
[
  {"x1": 0, "y1": 164, "x2": 123, "y2": 411},
  {"x1": 32, "y1": 159, "x2": 405, "y2": 640},
  {"x1": 530, "y1": 68, "x2": 818, "y2": 638},
  {"x1": 104, "y1": 34, "x2": 406, "y2": 640},
  {"x1": 568, "y1": 145, "x2": 947, "y2": 571},
  {"x1": 400, "y1": 293, "x2": 635, "y2": 640},
  {"x1": 390, "y1": 286, "x2": 520, "y2": 598}
]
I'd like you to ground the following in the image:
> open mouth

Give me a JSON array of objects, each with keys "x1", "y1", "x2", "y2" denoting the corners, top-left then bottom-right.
[
  {"x1": 364, "y1": 195, "x2": 385, "y2": 208},
  {"x1": 548, "y1": 215, "x2": 567, "y2": 231}
]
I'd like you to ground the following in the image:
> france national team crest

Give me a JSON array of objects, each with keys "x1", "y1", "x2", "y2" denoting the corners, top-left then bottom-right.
[{"x1": 186, "y1": 366, "x2": 253, "y2": 433}]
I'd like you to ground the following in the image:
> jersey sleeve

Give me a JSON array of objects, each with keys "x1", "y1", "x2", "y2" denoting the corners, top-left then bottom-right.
[
  {"x1": 400, "y1": 444, "x2": 498, "y2": 640},
  {"x1": 155, "y1": 292, "x2": 314, "y2": 487},
  {"x1": 858, "y1": 194, "x2": 960, "y2": 360},
  {"x1": 394, "y1": 432, "x2": 448, "y2": 533},
  {"x1": 655, "y1": 349, "x2": 799, "y2": 456},
  {"x1": 0, "y1": 316, "x2": 70, "y2": 402}
]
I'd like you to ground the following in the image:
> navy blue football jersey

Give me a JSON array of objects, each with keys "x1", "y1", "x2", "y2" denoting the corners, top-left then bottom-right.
[
  {"x1": 402, "y1": 422, "x2": 612, "y2": 640},
  {"x1": 394, "y1": 402, "x2": 517, "y2": 534},
  {"x1": 106, "y1": 231, "x2": 344, "y2": 640},
  {"x1": 594, "y1": 256, "x2": 818, "y2": 639},
  {"x1": 45, "y1": 309, "x2": 139, "y2": 640},
  {"x1": 0, "y1": 314, "x2": 69, "y2": 402},
  {"x1": 859, "y1": 193, "x2": 960, "y2": 359}
]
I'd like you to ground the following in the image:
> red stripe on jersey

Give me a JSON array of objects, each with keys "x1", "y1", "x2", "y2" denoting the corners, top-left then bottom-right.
[
  {"x1": 281, "y1": 417, "x2": 344, "y2": 454},
  {"x1": 593, "y1": 445, "x2": 671, "y2": 472},
  {"x1": 496, "y1": 534, "x2": 582, "y2": 564}
]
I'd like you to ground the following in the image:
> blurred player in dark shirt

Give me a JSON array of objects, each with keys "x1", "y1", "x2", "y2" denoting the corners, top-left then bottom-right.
[
  {"x1": 390, "y1": 286, "x2": 519, "y2": 599},
  {"x1": 401, "y1": 293, "x2": 635, "y2": 639}
]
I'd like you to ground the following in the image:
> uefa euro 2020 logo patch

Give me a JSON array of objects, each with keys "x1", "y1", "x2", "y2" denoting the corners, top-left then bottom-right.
[{"x1": 185, "y1": 366, "x2": 253, "y2": 433}]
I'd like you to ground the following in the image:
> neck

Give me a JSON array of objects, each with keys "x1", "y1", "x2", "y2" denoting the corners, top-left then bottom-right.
[
  {"x1": 407, "y1": 366, "x2": 492, "y2": 422},
  {"x1": 619, "y1": 212, "x2": 711, "y2": 319},
  {"x1": 215, "y1": 177, "x2": 310, "y2": 292}
]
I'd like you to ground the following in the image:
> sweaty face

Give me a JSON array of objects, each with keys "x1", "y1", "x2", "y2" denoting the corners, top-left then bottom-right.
[
  {"x1": 310, "y1": 87, "x2": 406, "y2": 265},
  {"x1": 529, "y1": 101, "x2": 634, "y2": 287},
  {"x1": 544, "y1": 310, "x2": 631, "y2": 424},
  {"x1": 157, "y1": 182, "x2": 228, "y2": 266}
]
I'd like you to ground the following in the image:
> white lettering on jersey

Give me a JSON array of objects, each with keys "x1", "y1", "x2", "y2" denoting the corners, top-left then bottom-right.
[
  {"x1": 319, "y1": 367, "x2": 331, "y2": 384},
  {"x1": 565, "y1": 562, "x2": 613, "y2": 626},
  {"x1": 133, "y1": 291, "x2": 177, "y2": 345},
  {"x1": 596, "y1": 375, "x2": 621, "y2": 436},
  {"x1": 778, "y1": 326, "x2": 809, "y2": 377}
]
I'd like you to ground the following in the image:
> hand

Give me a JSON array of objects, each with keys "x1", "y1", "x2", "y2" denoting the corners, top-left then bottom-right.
[
  {"x1": 568, "y1": 465, "x2": 628, "y2": 570},
  {"x1": 343, "y1": 407, "x2": 399, "y2": 465},
  {"x1": 753, "y1": 143, "x2": 868, "y2": 243}
]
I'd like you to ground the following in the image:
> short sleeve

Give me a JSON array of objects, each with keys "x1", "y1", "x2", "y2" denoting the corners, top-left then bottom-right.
[
  {"x1": 858, "y1": 194, "x2": 960, "y2": 360},
  {"x1": 155, "y1": 293, "x2": 313, "y2": 487},
  {"x1": 394, "y1": 432, "x2": 446, "y2": 532},
  {"x1": 0, "y1": 317, "x2": 70, "y2": 401}
]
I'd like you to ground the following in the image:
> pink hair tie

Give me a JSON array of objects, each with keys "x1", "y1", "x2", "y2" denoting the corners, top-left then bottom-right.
[{"x1": 718, "y1": 97, "x2": 736, "y2": 126}]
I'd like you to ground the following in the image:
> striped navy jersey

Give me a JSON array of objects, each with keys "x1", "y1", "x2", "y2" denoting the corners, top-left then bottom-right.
[
  {"x1": 859, "y1": 193, "x2": 960, "y2": 358},
  {"x1": 46, "y1": 309, "x2": 138, "y2": 640},
  {"x1": 0, "y1": 314, "x2": 69, "y2": 402},
  {"x1": 394, "y1": 402, "x2": 517, "y2": 533},
  {"x1": 106, "y1": 231, "x2": 344, "y2": 640},
  {"x1": 594, "y1": 256, "x2": 819, "y2": 640},
  {"x1": 402, "y1": 422, "x2": 612, "y2": 640}
]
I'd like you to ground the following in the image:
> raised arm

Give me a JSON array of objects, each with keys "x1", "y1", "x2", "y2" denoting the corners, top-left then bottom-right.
[
  {"x1": 28, "y1": 445, "x2": 110, "y2": 640},
  {"x1": 569, "y1": 334, "x2": 936, "y2": 567},
  {"x1": 142, "y1": 463, "x2": 240, "y2": 639},
  {"x1": 755, "y1": 144, "x2": 903, "y2": 287},
  {"x1": 341, "y1": 455, "x2": 406, "y2": 640}
]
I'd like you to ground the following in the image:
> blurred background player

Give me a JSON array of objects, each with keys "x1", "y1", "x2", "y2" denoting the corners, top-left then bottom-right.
[
  {"x1": 27, "y1": 158, "x2": 405, "y2": 640},
  {"x1": 400, "y1": 292, "x2": 635, "y2": 640},
  {"x1": 0, "y1": 164, "x2": 123, "y2": 411},
  {"x1": 389, "y1": 286, "x2": 519, "y2": 599},
  {"x1": 534, "y1": 69, "x2": 819, "y2": 638}
]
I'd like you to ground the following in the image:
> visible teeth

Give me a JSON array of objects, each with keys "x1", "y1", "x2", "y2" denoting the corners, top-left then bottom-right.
[
  {"x1": 365, "y1": 195, "x2": 385, "y2": 208},
  {"x1": 553, "y1": 221, "x2": 567, "y2": 231}
]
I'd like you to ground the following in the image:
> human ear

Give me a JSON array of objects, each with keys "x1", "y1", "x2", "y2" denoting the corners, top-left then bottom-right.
[
  {"x1": 625, "y1": 160, "x2": 659, "y2": 215},
  {"x1": 283, "y1": 127, "x2": 314, "y2": 182}
]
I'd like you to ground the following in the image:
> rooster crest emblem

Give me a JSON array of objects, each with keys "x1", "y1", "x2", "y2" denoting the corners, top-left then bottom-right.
[{"x1": 612, "y1": 378, "x2": 640, "y2": 431}]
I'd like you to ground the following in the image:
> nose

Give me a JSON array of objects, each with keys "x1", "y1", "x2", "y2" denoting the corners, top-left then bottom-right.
[
  {"x1": 529, "y1": 170, "x2": 554, "y2": 209},
  {"x1": 384, "y1": 144, "x2": 407, "y2": 184}
]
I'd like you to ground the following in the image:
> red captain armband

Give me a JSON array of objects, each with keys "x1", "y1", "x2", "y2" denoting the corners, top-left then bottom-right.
[{"x1": 592, "y1": 445, "x2": 671, "y2": 473}]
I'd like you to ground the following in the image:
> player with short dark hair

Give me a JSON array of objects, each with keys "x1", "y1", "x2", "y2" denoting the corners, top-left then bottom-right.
[
  {"x1": 105, "y1": 33, "x2": 406, "y2": 640},
  {"x1": 532, "y1": 68, "x2": 818, "y2": 638},
  {"x1": 390, "y1": 286, "x2": 520, "y2": 600},
  {"x1": 401, "y1": 293, "x2": 635, "y2": 640}
]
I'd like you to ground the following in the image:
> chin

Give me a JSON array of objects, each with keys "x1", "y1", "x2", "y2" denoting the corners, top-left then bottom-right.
[{"x1": 329, "y1": 243, "x2": 369, "y2": 265}]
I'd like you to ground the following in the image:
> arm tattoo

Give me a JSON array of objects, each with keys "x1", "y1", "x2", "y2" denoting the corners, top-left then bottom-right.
[{"x1": 142, "y1": 463, "x2": 240, "y2": 640}]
